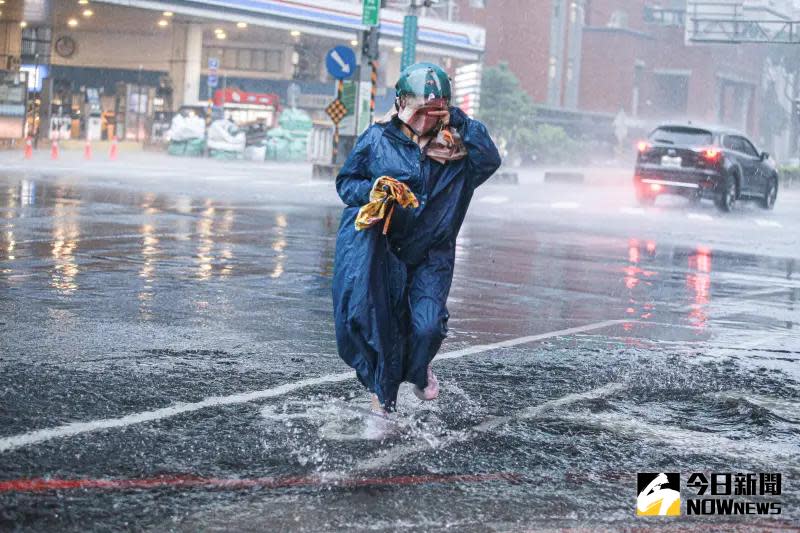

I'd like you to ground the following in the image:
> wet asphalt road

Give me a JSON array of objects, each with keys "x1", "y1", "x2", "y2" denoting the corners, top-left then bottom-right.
[{"x1": 1, "y1": 154, "x2": 799, "y2": 531}]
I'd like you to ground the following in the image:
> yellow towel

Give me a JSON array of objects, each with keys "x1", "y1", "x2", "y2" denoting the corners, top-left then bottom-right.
[{"x1": 355, "y1": 176, "x2": 419, "y2": 234}]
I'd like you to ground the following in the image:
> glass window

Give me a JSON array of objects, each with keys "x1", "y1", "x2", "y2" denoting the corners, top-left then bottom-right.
[
  {"x1": 649, "y1": 127, "x2": 712, "y2": 146},
  {"x1": 722, "y1": 135, "x2": 736, "y2": 150},
  {"x1": 266, "y1": 50, "x2": 283, "y2": 72},
  {"x1": 238, "y1": 49, "x2": 252, "y2": 70},
  {"x1": 223, "y1": 48, "x2": 238, "y2": 69},
  {"x1": 252, "y1": 50, "x2": 266, "y2": 71},
  {"x1": 738, "y1": 137, "x2": 759, "y2": 157}
]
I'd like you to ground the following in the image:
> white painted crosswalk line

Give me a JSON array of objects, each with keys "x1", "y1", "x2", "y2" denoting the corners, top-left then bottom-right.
[
  {"x1": 0, "y1": 320, "x2": 624, "y2": 453},
  {"x1": 754, "y1": 219, "x2": 782, "y2": 228}
]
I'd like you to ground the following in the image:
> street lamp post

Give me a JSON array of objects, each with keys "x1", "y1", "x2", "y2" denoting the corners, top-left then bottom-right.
[
  {"x1": 401, "y1": 1, "x2": 420, "y2": 71},
  {"x1": 401, "y1": 0, "x2": 439, "y2": 70},
  {"x1": 32, "y1": 52, "x2": 39, "y2": 148},
  {"x1": 137, "y1": 65, "x2": 143, "y2": 143}
]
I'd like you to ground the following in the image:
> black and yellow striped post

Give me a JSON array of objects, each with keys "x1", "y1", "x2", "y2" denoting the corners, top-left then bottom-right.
[
  {"x1": 369, "y1": 60, "x2": 378, "y2": 124},
  {"x1": 333, "y1": 79, "x2": 344, "y2": 161}
]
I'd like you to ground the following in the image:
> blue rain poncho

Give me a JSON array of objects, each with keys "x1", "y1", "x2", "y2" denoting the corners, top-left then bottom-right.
[{"x1": 332, "y1": 106, "x2": 501, "y2": 410}]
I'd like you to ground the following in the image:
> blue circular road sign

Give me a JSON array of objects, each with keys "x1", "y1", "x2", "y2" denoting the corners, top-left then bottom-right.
[{"x1": 325, "y1": 46, "x2": 357, "y2": 80}]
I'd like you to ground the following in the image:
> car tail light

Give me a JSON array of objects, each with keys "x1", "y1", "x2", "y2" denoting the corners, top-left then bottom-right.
[
  {"x1": 637, "y1": 141, "x2": 650, "y2": 153},
  {"x1": 650, "y1": 183, "x2": 662, "y2": 192},
  {"x1": 701, "y1": 147, "x2": 721, "y2": 162}
]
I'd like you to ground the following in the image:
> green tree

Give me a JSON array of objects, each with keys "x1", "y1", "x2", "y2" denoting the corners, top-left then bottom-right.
[
  {"x1": 528, "y1": 124, "x2": 579, "y2": 165},
  {"x1": 478, "y1": 62, "x2": 536, "y2": 158}
]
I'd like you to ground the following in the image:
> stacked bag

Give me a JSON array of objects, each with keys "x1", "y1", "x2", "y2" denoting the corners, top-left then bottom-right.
[
  {"x1": 265, "y1": 108, "x2": 312, "y2": 161},
  {"x1": 166, "y1": 113, "x2": 206, "y2": 157}
]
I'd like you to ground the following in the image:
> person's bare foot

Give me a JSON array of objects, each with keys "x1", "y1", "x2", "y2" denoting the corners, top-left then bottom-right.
[
  {"x1": 413, "y1": 366, "x2": 439, "y2": 401},
  {"x1": 371, "y1": 393, "x2": 389, "y2": 414},
  {"x1": 364, "y1": 393, "x2": 393, "y2": 439}
]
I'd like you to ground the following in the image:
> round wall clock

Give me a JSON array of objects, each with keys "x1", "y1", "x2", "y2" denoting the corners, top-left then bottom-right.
[{"x1": 55, "y1": 36, "x2": 76, "y2": 58}]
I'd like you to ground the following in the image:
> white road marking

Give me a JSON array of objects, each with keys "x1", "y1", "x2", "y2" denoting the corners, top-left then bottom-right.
[
  {"x1": 553, "y1": 409, "x2": 798, "y2": 462},
  {"x1": 435, "y1": 320, "x2": 624, "y2": 362},
  {"x1": 351, "y1": 333, "x2": 786, "y2": 474},
  {"x1": 10, "y1": 229, "x2": 267, "y2": 246},
  {"x1": 0, "y1": 320, "x2": 624, "y2": 453},
  {"x1": 550, "y1": 201, "x2": 580, "y2": 209},
  {"x1": 478, "y1": 195, "x2": 510, "y2": 204},
  {"x1": 754, "y1": 219, "x2": 782, "y2": 228},
  {"x1": 619, "y1": 207, "x2": 645, "y2": 215},
  {"x1": 351, "y1": 382, "x2": 626, "y2": 473},
  {"x1": 519, "y1": 202, "x2": 550, "y2": 209},
  {"x1": 673, "y1": 286, "x2": 795, "y2": 314},
  {"x1": 687, "y1": 213, "x2": 713, "y2": 221},
  {"x1": 701, "y1": 332, "x2": 786, "y2": 359}
]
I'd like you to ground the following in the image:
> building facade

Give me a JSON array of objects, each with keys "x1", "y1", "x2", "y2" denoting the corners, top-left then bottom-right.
[
  {"x1": 458, "y1": 0, "x2": 768, "y2": 137},
  {"x1": 0, "y1": 0, "x2": 488, "y2": 141}
]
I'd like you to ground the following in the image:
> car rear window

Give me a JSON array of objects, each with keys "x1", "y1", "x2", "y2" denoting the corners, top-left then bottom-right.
[{"x1": 649, "y1": 127, "x2": 712, "y2": 146}]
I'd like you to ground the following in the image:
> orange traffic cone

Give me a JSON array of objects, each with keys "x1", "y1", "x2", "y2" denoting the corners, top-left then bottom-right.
[
  {"x1": 84, "y1": 139, "x2": 92, "y2": 160},
  {"x1": 109, "y1": 136, "x2": 118, "y2": 160},
  {"x1": 23, "y1": 137, "x2": 33, "y2": 160},
  {"x1": 50, "y1": 139, "x2": 59, "y2": 160}
]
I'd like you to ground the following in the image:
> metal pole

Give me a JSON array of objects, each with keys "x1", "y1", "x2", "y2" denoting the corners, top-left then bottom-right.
[
  {"x1": 370, "y1": 60, "x2": 378, "y2": 124},
  {"x1": 401, "y1": 0, "x2": 419, "y2": 71},
  {"x1": 32, "y1": 52, "x2": 39, "y2": 148},
  {"x1": 791, "y1": 71, "x2": 799, "y2": 157},
  {"x1": 136, "y1": 65, "x2": 143, "y2": 143},
  {"x1": 333, "y1": 79, "x2": 343, "y2": 162},
  {"x1": 204, "y1": 74, "x2": 212, "y2": 158}
]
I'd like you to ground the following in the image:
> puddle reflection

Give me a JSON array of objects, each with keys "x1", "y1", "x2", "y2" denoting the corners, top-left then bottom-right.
[
  {"x1": 623, "y1": 239, "x2": 659, "y2": 330},
  {"x1": 271, "y1": 214, "x2": 287, "y2": 279},
  {"x1": 20, "y1": 179, "x2": 35, "y2": 206},
  {"x1": 3, "y1": 186, "x2": 16, "y2": 262},
  {"x1": 220, "y1": 209, "x2": 235, "y2": 278},
  {"x1": 138, "y1": 222, "x2": 159, "y2": 319},
  {"x1": 193, "y1": 200, "x2": 239, "y2": 280},
  {"x1": 196, "y1": 200, "x2": 216, "y2": 281},
  {"x1": 50, "y1": 195, "x2": 80, "y2": 294},
  {"x1": 687, "y1": 246, "x2": 712, "y2": 331}
]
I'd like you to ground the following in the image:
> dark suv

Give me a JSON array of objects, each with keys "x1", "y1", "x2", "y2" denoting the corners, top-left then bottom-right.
[{"x1": 634, "y1": 124, "x2": 779, "y2": 212}]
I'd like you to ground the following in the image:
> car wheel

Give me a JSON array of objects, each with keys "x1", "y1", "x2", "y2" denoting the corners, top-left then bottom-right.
[
  {"x1": 715, "y1": 176, "x2": 737, "y2": 212},
  {"x1": 760, "y1": 178, "x2": 778, "y2": 210}
]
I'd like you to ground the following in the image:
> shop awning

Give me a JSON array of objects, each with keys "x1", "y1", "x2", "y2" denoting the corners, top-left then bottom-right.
[{"x1": 95, "y1": 0, "x2": 486, "y2": 60}]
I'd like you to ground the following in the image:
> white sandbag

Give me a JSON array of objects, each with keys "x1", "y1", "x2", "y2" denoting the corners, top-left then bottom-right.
[{"x1": 207, "y1": 119, "x2": 246, "y2": 152}]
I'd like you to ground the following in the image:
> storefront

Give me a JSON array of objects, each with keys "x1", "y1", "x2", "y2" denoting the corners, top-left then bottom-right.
[{"x1": 1, "y1": 0, "x2": 487, "y2": 143}]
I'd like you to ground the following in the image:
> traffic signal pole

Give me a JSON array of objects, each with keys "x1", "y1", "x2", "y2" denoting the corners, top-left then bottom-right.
[
  {"x1": 362, "y1": 26, "x2": 380, "y2": 125},
  {"x1": 401, "y1": 2, "x2": 419, "y2": 71},
  {"x1": 333, "y1": 79, "x2": 344, "y2": 160},
  {"x1": 355, "y1": 16, "x2": 380, "y2": 137}
]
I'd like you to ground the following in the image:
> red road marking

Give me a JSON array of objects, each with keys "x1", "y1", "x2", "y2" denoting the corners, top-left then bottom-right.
[{"x1": 0, "y1": 472, "x2": 522, "y2": 493}]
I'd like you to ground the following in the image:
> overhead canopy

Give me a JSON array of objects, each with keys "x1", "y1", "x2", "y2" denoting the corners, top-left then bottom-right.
[{"x1": 94, "y1": 0, "x2": 486, "y2": 60}]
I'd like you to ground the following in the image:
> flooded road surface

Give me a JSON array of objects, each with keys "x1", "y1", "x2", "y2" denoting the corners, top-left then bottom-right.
[{"x1": 0, "y1": 166, "x2": 798, "y2": 531}]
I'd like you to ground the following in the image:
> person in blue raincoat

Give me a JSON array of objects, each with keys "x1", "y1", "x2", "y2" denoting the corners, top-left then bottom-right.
[{"x1": 332, "y1": 62, "x2": 501, "y2": 414}]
